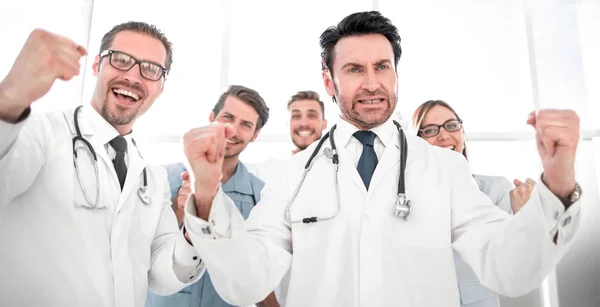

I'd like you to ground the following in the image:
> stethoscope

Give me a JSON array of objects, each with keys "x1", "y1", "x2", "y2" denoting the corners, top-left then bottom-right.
[
  {"x1": 72, "y1": 106, "x2": 151, "y2": 209},
  {"x1": 284, "y1": 120, "x2": 411, "y2": 224}
]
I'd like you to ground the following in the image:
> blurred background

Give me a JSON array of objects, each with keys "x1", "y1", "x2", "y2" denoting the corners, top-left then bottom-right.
[{"x1": 0, "y1": 0, "x2": 598, "y2": 306}]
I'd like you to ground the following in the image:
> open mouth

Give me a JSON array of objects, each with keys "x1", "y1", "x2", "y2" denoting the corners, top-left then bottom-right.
[
  {"x1": 443, "y1": 145, "x2": 456, "y2": 150},
  {"x1": 226, "y1": 139, "x2": 240, "y2": 146},
  {"x1": 296, "y1": 130, "x2": 314, "y2": 137},
  {"x1": 112, "y1": 88, "x2": 142, "y2": 103},
  {"x1": 358, "y1": 98, "x2": 384, "y2": 104}
]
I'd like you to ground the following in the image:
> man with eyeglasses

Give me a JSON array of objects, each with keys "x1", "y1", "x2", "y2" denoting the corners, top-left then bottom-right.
[{"x1": 0, "y1": 23, "x2": 204, "y2": 307}]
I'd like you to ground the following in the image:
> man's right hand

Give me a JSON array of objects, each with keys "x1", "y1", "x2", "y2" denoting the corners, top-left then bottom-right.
[
  {"x1": 182, "y1": 122, "x2": 234, "y2": 221},
  {"x1": 0, "y1": 29, "x2": 87, "y2": 122}
]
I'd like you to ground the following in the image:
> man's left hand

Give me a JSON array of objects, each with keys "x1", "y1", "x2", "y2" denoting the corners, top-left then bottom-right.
[{"x1": 527, "y1": 109, "x2": 580, "y2": 199}]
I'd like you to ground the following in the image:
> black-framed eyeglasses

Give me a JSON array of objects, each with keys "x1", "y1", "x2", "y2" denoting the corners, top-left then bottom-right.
[
  {"x1": 99, "y1": 50, "x2": 168, "y2": 81},
  {"x1": 418, "y1": 119, "x2": 463, "y2": 138}
]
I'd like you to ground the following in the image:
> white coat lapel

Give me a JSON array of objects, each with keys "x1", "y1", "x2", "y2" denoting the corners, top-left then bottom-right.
[{"x1": 336, "y1": 145, "x2": 368, "y2": 195}]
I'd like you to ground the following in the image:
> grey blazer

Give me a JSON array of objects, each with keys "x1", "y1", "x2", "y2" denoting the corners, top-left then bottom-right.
[{"x1": 455, "y1": 174, "x2": 512, "y2": 307}]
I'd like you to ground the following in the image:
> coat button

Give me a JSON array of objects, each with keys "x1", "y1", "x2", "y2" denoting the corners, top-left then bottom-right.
[
  {"x1": 193, "y1": 256, "x2": 198, "y2": 261},
  {"x1": 562, "y1": 216, "x2": 572, "y2": 227},
  {"x1": 189, "y1": 275, "x2": 194, "y2": 280},
  {"x1": 553, "y1": 211, "x2": 559, "y2": 220}
]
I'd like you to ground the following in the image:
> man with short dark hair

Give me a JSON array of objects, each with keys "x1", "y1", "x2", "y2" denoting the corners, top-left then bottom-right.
[
  {"x1": 287, "y1": 90, "x2": 327, "y2": 154},
  {"x1": 181, "y1": 11, "x2": 583, "y2": 306},
  {"x1": 146, "y1": 85, "x2": 279, "y2": 307}
]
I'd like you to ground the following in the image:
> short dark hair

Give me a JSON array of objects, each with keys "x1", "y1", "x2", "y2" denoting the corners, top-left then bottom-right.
[
  {"x1": 320, "y1": 11, "x2": 402, "y2": 75},
  {"x1": 287, "y1": 90, "x2": 325, "y2": 119},
  {"x1": 212, "y1": 85, "x2": 269, "y2": 130},
  {"x1": 411, "y1": 100, "x2": 468, "y2": 160},
  {"x1": 99, "y1": 21, "x2": 173, "y2": 72}
]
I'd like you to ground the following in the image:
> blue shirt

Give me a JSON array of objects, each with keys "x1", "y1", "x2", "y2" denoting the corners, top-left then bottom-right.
[{"x1": 145, "y1": 161, "x2": 265, "y2": 307}]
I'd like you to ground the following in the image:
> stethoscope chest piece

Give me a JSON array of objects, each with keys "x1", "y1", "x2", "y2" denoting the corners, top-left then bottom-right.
[
  {"x1": 393, "y1": 193, "x2": 411, "y2": 221},
  {"x1": 138, "y1": 186, "x2": 151, "y2": 205}
]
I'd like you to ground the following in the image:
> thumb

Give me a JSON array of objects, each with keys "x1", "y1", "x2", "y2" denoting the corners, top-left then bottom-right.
[
  {"x1": 181, "y1": 171, "x2": 190, "y2": 181},
  {"x1": 224, "y1": 123, "x2": 235, "y2": 139},
  {"x1": 76, "y1": 45, "x2": 88, "y2": 57},
  {"x1": 526, "y1": 111, "x2": 536, "y2": 127}
]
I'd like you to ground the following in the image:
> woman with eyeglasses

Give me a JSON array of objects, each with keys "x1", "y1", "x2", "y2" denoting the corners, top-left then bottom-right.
[{"x1": 411, "y1": 100, "x2": 536, "y2": 307}]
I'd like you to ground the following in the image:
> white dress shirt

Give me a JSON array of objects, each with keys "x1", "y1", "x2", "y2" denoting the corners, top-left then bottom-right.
[{"x1": 335, "y1": 117, "x2": 392, "y2": 167}]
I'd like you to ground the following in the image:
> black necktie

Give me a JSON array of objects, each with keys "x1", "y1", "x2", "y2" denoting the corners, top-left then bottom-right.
[
  {"x1": 109, "y1": 136, "x2": 128, "y2": 190},
  {"x1": 354, "y1": 130, "x2": 378, "y2": 190}
]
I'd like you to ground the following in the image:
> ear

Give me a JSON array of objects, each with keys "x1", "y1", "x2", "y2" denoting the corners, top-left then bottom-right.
[
  {"x1": 92, "y1": 55, "x2": 101, "y2": 77},
  {"x1": 250, "y1": 128, "x2": 261, "y2": 142},
  {"x1": 322, "y1": 119, "x2": 328, "y2": 130},
  {"x1": 322, "y1": 69, "x2": 335, "y2": 97},
  {"x1": 209, "y1": 112, "x2": 215, "y2": 122}
]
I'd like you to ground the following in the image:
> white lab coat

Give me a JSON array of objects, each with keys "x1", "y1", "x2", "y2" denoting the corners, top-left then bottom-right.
[
  {"x1": 0, "y1": 107, "x2": 205, "y2": 307},
  {"x1": 184, "y1": 119, "x2": 581, "y2": 307}
]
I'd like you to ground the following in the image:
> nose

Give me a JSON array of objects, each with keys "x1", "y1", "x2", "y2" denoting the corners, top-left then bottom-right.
[
  {"x1": 299, "y1": 117, "x2": 310, "y2": 126},
  {"x1": 123, "y1": 63, "x2": 143, "y2": 85},
  {"x1": 361, "y1": 70, "x2": 380, "y2": 93},
  {"x1": 436, "y1": 127, "x2": 452, "y2": 141}
]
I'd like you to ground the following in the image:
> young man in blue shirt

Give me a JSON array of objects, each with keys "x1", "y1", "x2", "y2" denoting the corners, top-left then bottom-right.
[{"x1": 146, "y1": 85, "x2": 278, "y2": 307}]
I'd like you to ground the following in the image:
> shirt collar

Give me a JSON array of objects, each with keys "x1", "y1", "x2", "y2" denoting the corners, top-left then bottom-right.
[
  {"x1": 87, "y1": 105, "x2": 135, "y2": 145},
  {"x1": 222, "y1": 161, "x2": 254, "y2": 195},
  {"x1": 335, "y1": 116, "x2": 396, "y2": 148}
]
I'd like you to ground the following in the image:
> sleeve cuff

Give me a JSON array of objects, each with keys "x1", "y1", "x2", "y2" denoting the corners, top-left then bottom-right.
[
  {"x1": 184, "y1": 185, "x2": 233, "y2": 240},
  {"x1": 536, "y1": 174, "x2": 581, "y2": 244},
  {"x1": 172, "y1": 228, "x2": 204, "y2": 283}
]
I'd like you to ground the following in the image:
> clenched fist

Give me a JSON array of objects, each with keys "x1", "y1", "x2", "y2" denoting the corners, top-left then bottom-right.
[
  {"x1": 527, "y1": 110, "x2": 580, "y2": 199},
  {"x1": 0, "y1": 29, "x2": 87, "y2": 122},
  {"x1": 182, "y1": 122, "x2": 234, "y2": 220}
]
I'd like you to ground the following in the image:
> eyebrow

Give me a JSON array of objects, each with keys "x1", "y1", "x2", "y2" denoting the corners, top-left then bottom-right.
[
  {"x1": 340, "y1": 62, "x2": 364, "y2": 71},
  {"x1": 340, "y1": 59, "x2": 393, "y2": 70},
  {"x1": 290, "y1": 109, "x2": 320, "y2": 115},
  {"x1": 374, "y1": 59, "x2": 393, "y2": 67},
  {"x1": 222, "y1": 112, "x2": 255, "y2": 127}
]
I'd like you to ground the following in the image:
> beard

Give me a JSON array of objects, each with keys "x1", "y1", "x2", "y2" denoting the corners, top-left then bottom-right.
[
  {"x1": 100, "y1": 101, "x2": 138, "y2": 126},
  {"x1": 224, "y1": 137, "x2": 247, "y2": 159},
  {"x1": 336, "y1": 88, "x2": 397, "y2": 130},
  {"x1": 98, "y1": 79, "x2": 147, "y2": 126}
]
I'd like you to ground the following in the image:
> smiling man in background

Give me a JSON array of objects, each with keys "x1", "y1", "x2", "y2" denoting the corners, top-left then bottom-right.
[
  {"x1": 146, "y1": 84, "x2": 279, "y2": 307},
  {"x1": 287, "y1": 90, "x2": 327, "y2": 154}
]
